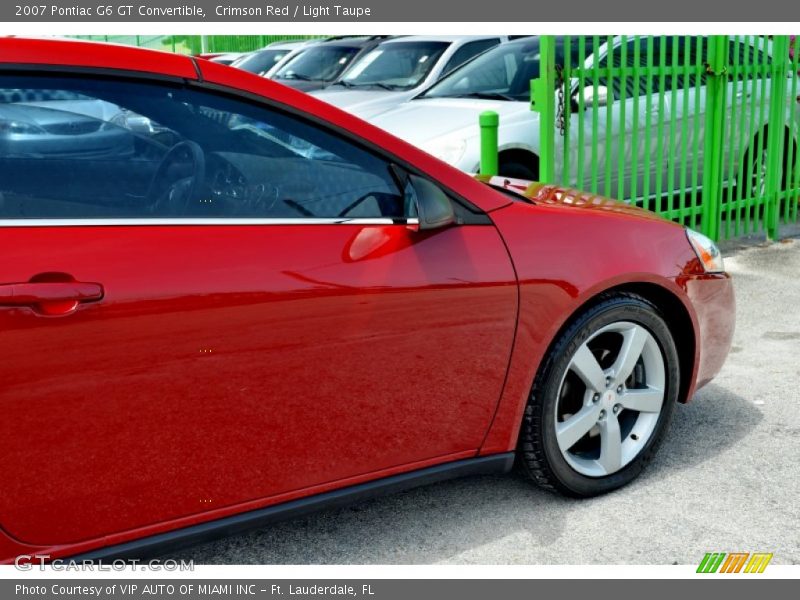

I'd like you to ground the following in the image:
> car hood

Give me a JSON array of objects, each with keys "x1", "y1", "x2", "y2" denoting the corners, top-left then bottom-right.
[
  {"x1": 16, "y1": 99, "x2": 123, "y2": 123},
  {"x1": 0, "y1": 102, "x2": 109, "y2": 129},
  {"x1": 312, "y1": 89, "x2": 417, "y2": 120},
  {"x1": 312, "y1": 89, "x2": 395, "y2": 108},
  {"x1": 273, "y1": 79, "x2": 329, "y2": 92},
  {"x1": 369, "y1": 97, "x2": 531, "y2": 145},
  {"x1": 476, "y1": 175, "x2": 679, "y2": 225}
]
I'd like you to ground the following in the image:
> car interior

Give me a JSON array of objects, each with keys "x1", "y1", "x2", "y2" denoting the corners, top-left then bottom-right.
[{"x1": 0, "y1": 76, "x2": 412, "y2": 220}]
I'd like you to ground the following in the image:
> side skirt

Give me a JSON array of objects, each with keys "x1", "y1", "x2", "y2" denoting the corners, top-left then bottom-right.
[{"x1": 74, "y1": 453, "x2": 516, "y2": 561}]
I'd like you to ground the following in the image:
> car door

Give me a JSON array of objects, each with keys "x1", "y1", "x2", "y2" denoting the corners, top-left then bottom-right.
[
  {"x1": 0, "y1": 72, "x2": 518, "y2": 546},
  {"x1": 659, "y1": 37, "x2": 707, "y2": 198}
]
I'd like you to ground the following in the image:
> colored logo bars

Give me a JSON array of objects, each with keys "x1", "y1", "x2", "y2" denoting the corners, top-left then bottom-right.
[{"x1": 697, "y1": 552, "x2": 774, "y2": 573}]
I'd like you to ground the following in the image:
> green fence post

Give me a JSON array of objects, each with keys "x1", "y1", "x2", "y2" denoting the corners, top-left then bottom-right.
[
  {"x1": 766, "y1": 36, "x2": 790, "y2": 240},
  {"x1": 479, "y1": 111, "x2": 500, "y2": 176},
  {"x1": 700, "y1": 35, "x2": 728, "y2": 241},
  {"x1": 532, "y1": 35, "x2": 557, "y2": 183}
]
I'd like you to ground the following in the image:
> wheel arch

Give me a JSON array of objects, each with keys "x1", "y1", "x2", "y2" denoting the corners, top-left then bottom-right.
[
  {"x1": 497, "y1": 147, "x2": 540, "y2": 178},
  {"x1": 536, "y1": 282, "x2": 698, "y2": 407},
  {"x1": 601, "y1": 282, "x2": 696, "y2": 405},
  {"x1": 478, "y1": 275, "x2": 703, "y2": 457},
  {"x1": 738, "y1": 123, "x2": 797, "y2": 183}
]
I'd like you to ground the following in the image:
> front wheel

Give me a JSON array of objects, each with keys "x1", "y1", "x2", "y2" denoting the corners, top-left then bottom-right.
[{"x1": 518, "y1": 293, "x2": 680, "y2": 497}]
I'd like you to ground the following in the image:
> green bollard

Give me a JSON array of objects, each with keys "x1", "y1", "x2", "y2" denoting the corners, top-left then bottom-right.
[{"x1": 479, "y1": 111, "x2": 499, "y2": 176}]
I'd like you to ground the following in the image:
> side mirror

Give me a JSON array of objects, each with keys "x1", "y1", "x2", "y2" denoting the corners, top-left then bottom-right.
[
  {"x1": 573, "y1": 84, "x2": 610, "y2": 110},
  {"x1": 407, "y1": 174, "x2": 456, "y2": 231}
]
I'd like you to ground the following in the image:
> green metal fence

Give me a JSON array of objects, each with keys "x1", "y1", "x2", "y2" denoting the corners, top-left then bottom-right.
[
  {"x1": 70, "y1": 35, "x2": 325, "y2": 55},
  {"x1": 530, "y1": 35, "x2": 800, "y2": 241}
]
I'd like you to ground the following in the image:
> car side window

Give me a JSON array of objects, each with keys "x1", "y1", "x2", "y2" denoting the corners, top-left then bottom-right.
[
  {"x1": 590, "y1": 48, "x2": 620, "y2": 100},
  {"x1": 0, "y1": 75, "x2": 406, "y2": 220},
  {"x1": 588, "y1": 37, "x2": 706, "y2": 100},
  {"x1": 729, "y1": 38, "x2": 769, "y2": 80},
  {"x1": 593, "y1": 39, "x2": 658, "y2": 99},
  {"x1": 441, "y1": 39, "x2": 501, "y2": 76},
  {"x1": 662, "y1": 37, "x2": 707, "y2": 91}
]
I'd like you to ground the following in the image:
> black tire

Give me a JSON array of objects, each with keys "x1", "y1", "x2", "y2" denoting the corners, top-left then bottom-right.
[
  {"x1": 517, "y1": 292, "x2": 680, "y2": 498},
  {"x1": 737, "y1": 129, "x2": 794, "y2": 214},
  {"x1": 499, "y1": 160, "x2": 538, "y2": 180},
  {"x1": 742, "y1": 132, "x2": 769, "y2": 201}
]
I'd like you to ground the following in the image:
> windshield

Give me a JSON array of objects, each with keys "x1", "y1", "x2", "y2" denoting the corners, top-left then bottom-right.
[
  {"x1": 421, "y1": 38, "x2": 569, "y2": 102},
  {"x1": 232, "y1": 49, "x2": 292, "y2": 75},
  {"x1": 339, "y1": 41, "x2": 449, "y2": 90},
  {"x1": 275, "y1": 46, "x2": 361, "y2": 82}
]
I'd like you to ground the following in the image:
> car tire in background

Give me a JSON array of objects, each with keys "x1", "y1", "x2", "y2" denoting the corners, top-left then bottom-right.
[
  {"x1": 518, "y1": 293, "x2": 680, "y2": 497},
  {"x1": 739, "y1": 127, "x2": 796, "y2": 210},
  {"x1": 499, "y1": 160, "x2": 538, "y2": 180}
]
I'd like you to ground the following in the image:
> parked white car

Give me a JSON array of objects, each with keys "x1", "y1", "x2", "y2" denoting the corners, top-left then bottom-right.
[
  {"x1": 368, "y1": 37, "x2": 557, "y2": 179},
  {"x1": 230, "y1": 40, "x2": 312, "y2": 76},
  {"x1": 369, "y1": 36, "x2": 793, "y2": 200},
  {"x1": 208, "y1": 52, "x2": 245, "y2": 66},
  {"x1": 270, "y1": 36, "x2": 394, "y2": 93},
  {"x1": 312, "y1": 35, "x2": 509, "y2": 119}
]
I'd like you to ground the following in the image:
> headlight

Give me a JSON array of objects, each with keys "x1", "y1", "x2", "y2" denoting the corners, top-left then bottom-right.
[
  {"x1": 686, "y1": 228, "x2": 725, "y2": 273},
  {"x1": 424, "y1": 138, "x2": 467, "y2": 166},
  {"x1": 0, "y1": 119, "x2": 43, "y2": 135}
]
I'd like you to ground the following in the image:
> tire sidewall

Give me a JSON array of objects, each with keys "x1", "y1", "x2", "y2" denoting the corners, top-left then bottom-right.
[
  {"x1": 500, "y1": 161, "x2": 537, "y2": 180},
  {"x1": 537, "y1": 298, "x2": 680, "y2": 497}
]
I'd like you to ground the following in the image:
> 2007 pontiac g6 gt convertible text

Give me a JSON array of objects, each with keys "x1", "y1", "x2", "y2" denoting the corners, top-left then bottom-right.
[{"x1": 0, "y1": 38, "x2": 734, "y2": 562}]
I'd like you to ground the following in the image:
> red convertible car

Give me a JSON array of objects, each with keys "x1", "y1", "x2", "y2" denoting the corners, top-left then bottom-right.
[{"x1": 0, "y1": 38, "x2": 734, "y2": 562}]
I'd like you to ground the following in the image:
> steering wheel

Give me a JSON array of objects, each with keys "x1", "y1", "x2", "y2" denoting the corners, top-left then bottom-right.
[{"x1": 147, "y1": 141, "x2": 206, "y2": 215}]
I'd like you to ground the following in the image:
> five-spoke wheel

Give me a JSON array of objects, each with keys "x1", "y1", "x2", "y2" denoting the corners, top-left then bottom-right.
[
  {"x1": 556, "y1": 321, "x2": 665, "y2": 477},
  {"x1": 518, "y1": 293, "x2": 680, "y2": 497}
]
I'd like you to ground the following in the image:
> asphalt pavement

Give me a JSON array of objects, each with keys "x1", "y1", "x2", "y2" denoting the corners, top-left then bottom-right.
[{"x1": 163, "y1": 231, "x2": 800, "y2": 565}]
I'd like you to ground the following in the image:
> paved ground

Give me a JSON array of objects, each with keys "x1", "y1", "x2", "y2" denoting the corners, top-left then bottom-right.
[{"x1": 164, "y1": 233, "x2": 800, "y2": 565}]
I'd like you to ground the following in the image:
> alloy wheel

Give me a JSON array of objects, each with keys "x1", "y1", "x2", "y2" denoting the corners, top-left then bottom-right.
[{"x1": 554, "y1": 321, "x2": 666, "y2": 477}]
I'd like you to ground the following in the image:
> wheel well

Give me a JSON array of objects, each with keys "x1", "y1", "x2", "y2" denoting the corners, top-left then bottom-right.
[
  {"x1": 782, "y1": 126, "x2": 798, "y2": 171},
  {"x1": 498, "y1": 149, "x2": 539, "y2": 176},
  {"x1": 544, "y1": 283, "x2": 696, "y2": 404},
  {"x1": 745, "y1": 125, "x2": 796, "y2": 167},
  {"x1": 611, "y1": 283, "x2": 695, "y2": 404}
]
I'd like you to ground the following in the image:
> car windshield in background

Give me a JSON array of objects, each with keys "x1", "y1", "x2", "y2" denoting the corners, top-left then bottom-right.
[
  {"x1": 275, "y1": 46, "x2": 361, "y2": 82},
  {"x1": 232, "y1": 49, "x2": 291, "y2": 75},
  {"x1": 422, "y1": 38, "x2": 579, "y2": 102},
  {"x1": 339, "y1": 41, "x2": 450, "y2": 90}
]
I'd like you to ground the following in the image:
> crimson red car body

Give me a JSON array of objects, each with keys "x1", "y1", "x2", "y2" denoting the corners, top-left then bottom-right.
[{"x1": 0, "y1": 39, "x2": 734, "y2": 562}]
